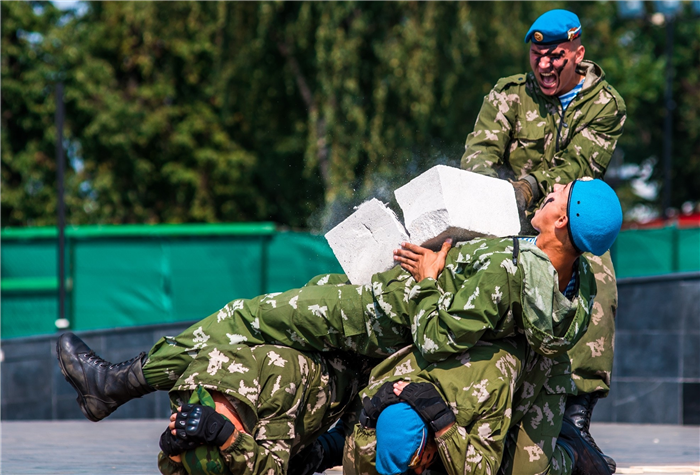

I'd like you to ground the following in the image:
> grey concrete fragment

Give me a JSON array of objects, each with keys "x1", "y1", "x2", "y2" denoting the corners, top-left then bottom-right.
[
  {"x1": 325, "y1": 198, "x2": 409, "y2": 285},
  {"x1": 395, "y1": 165, "x2": 521, "y2": 249}
]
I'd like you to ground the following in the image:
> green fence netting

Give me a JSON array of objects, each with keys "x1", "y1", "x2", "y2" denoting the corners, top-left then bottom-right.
[
  {"x1": 2, "y1": 223, "x2": 699, "y2": 339},
  {"x1": 612, "y1": 226, "x2": 700, "y2": 278},
  {"x1": 1, "y1": 224, "x2": 343, "y2": 338}
]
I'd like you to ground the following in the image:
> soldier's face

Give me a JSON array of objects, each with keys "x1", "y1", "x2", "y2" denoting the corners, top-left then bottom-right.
[
  {"x1": 531, "y1": 183, "x2": 571, "y2": 232},
  {"x1": 529, "y1": 40, "x2": 585, "y2": 96}
]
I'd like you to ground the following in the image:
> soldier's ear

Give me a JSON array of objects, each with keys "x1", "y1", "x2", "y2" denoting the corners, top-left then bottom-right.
[
  {"x1": 575, "y1": 44, "x2": 585, "y2": 65},
  {"x1": 555, "y1": 214, "x2": 569, "y2": 231}
]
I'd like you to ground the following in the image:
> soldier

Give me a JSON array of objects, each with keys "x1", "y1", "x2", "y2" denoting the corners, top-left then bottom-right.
[
  {"x1": 57, "y1": 179, "x2": 620, "y2": 474},
  {"x1": 142, "y1": 343, "x2": 370, "y2": 475},
  {"x1": 460, "y1": 9, "x2": 626, "y2": 471},
  {"x1": 344, "y1": 339, "x2": 603, "y2": 475}
]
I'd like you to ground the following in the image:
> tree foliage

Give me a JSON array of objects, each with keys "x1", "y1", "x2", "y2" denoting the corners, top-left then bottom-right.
[{"x1": 3, "y1": 1, "x2": 699, "y2": 229}]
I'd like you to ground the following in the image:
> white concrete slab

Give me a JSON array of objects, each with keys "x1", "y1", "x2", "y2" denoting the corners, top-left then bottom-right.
[
  {"x1": 325, "y1": 199, "x2": 409, "y2": 285},
  {"x1": 395, "y1": 165, "x2": 521, "y2": 249}
]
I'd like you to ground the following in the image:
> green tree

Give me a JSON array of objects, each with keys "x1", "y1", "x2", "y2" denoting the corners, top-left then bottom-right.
[
  {"x1": 3, "y1": 2, "x2": 699, "y2": 229},
  {"x1": 1, "y1": 2, "x2": 73, "y2": 226}
]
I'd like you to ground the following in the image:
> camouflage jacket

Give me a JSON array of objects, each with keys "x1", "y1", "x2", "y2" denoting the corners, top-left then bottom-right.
[
  {"x1": 199, "y1": 238, "x2": 596, "y2": 365},
  {"x1": 370, "y1": 237, "x2": 597, "y2": 362},
  {"x1": 460, "y1": 61, "x2": 626, "y2": 207}
]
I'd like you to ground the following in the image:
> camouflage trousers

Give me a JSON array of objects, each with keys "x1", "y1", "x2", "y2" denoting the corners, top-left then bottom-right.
[
  {"x1": 568, "y1": 251, "x2": 616, "y2": 396},
  {"x1": 342, "y1": 342, "x2": 574, "y2": 475},
  {"x1": 142, "y1": 273, "x2": 409, "y2": 390}
]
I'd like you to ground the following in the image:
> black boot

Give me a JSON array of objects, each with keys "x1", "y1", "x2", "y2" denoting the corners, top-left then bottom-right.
[
  {"x1": 558, "y1": 418, "x2": 612, "y2": 475},
  {"x1": 565, "y1": 393, "x2": 616, "y2": 473},
  {"x1": 56, "y1": 332, "x2": 155, "y2": 422}
]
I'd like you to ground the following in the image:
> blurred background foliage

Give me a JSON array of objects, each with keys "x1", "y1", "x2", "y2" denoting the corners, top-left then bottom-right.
[{"x1": 3, "y1": 1, "x2": 699, "y2": 230}]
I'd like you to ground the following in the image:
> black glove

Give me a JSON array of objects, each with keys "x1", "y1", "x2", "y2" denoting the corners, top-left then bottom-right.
[
  {"x1": 174, "y1": 404, "x2": 236, "y2": 447},
  {"x1": 359, "y1": 381, "x2": 400, "y2": 428},
  {"x1": 288, "y1": 424, "x2": 345, "y2": 475},
  {"x1": 159, "y1": 427, "x2": 200, "y2": 457},
  {"x1": 398, "y1": 382, "x2": 456, "y2": 432}
]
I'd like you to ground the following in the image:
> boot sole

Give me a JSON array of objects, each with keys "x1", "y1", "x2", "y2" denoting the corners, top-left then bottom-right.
[{"x1": 56, "y1": 338, "x2": 102, "y2": 422}]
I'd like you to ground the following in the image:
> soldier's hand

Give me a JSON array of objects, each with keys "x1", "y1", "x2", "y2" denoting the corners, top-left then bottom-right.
[
  {"x1": 394, "y1": 239, "x2": 452, "y2": 282},
  {"x1": 397, "y1": 382, "x2": 456, "y2": 433},
  {"x1": 159, "y1": 427, "x2": 199, "y2": 457},
  {"x1": 360, "y1": 381, "x2": 401, "y2": 428},
  {"x1": 172, "y1": 404, "x2": 236, "y2": 448},
  {"x1": 512, "y1": 179, "x2": 534, "y2": 212}
]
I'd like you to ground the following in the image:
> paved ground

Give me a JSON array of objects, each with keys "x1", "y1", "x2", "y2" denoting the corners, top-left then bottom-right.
[{"x1": 1, "y1": 421, "x2": 698, "y2": 474}]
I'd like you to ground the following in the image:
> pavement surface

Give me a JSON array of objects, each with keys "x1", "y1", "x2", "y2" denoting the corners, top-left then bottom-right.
[{"x1": 1, "y1": 421, "x2": 698, "y2": 474}]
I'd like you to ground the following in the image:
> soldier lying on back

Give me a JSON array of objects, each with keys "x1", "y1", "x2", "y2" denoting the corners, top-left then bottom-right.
[{"x1": 57, "y1": 178, "x2": 621, "y2": 474}]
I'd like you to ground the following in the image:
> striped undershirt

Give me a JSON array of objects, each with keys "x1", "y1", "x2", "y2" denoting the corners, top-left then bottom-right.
[
  {"x1": 558, "y1": 78, "x2": 585, "y2": 111},
  {"x1": 518, "y1": 236, "x2": 578, "y2": 299}
]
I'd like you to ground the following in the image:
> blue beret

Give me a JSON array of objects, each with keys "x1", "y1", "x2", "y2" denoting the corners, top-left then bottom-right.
[
  {"x1": 567, "y1": 178, "x2": 623, "y2": 256},
  {"x1": 524, "y1": 9, "x2": 582, "y2": 45},
  {"x1": 375, "y1": 403, "x2": 428, "y2": 475}
]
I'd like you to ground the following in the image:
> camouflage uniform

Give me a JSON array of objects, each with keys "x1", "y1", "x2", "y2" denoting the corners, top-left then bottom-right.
[
  {"x1": 156, "y1": 344, "x2": 369, "y2": 475},
  {"x1": 143, "y1": 238, "x2": 596, "y2": 390},
  {"x1": 344, "y1": 341, "x2": 574, "y2": 475},
  {"x1": 460, "y1": 61, "x2": 625, "y2": 397},
  {"x1": 144, "y1": 238, "x2": 595, "y2": 475}
]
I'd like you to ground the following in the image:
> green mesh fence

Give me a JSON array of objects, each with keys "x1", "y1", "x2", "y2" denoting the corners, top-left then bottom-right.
[
  {"x1": 612, "y1": 226, "x2": 700, "y2": 278},
  {"x1": 2, "y1": 223, "x2": 698, "y2": 339},
  {"x1": 1, "y1": 224, "x2": 343, "y2": 338}
]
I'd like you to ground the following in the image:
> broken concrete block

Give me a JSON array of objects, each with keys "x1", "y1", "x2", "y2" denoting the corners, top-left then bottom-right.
[
  {"x1": 395, "y1": 165, "x2": 520, "y2": 249},
  {"x1": 325, "y1": 198, "x2": 409, "y2": 285}
]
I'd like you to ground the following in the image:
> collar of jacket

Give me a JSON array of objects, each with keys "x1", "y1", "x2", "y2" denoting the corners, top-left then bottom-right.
[
  {"x1": 527, "y1": 59, "x2": 606, "y2": 107},
  {"x1": 514, "y1": 240, "x2": 596, "y2": 358}
]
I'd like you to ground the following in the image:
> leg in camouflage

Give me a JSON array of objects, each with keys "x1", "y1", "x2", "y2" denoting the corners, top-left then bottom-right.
[
  {"x1": 499, "y1": 389, "x2": 612, "y2": 475},
  {"x1": 499, "y1": 392, "x2": 572, "y2": 475},
  {"x1": 143, "y1": 276, "x2": 408, "y2": 390},
  {"x1": 568, "y1": 251, "x2": 616, "y2": 396},
  {"x1": 564, "y1": 251, "x2": 617, "y2": 472},
  {"x1": 143, "y1": 271, "x2": 411, "y2": 390},
  {"x1": 57, "y1": 272, "x2": 390, "y2": 422}
]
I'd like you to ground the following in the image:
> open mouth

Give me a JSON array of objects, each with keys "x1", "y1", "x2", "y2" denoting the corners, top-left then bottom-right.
[{"x1": 539, "y1": 71, "x2": 558, "y2": 90}]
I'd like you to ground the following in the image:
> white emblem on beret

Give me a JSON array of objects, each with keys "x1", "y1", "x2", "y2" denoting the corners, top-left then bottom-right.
[{"x1": 567, "y1": 26, "x2": 581, "y2": 41}]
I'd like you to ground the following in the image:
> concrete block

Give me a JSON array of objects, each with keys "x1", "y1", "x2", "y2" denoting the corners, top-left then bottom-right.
[
  {"x1": 325, "y1": 199, "x2": 409, "y2": 285},
  {"x1": 395, "y1": 165, "x2": 520, "y2": 248}
]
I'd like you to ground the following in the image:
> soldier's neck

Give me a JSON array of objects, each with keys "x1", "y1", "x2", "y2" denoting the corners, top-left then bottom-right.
[{"x1": 538, "y1": 236, "x2": 578, "y2": 293}]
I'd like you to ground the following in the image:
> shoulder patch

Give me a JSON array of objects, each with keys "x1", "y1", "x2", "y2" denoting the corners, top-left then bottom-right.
[
  {"x1": 603, "y1": 81, "x2": 626, "y2": 113},
  {"x1": 494, "y1": 73, "x2": 528, "y2": 93}
]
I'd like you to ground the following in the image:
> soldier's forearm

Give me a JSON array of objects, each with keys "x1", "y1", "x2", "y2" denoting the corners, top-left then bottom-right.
[
  {"x1": 435, "y1": 423, "x2": 502, "y2": 475},
  {"x1": 157, "y1": 451, "x2": 188, "y2": 475}
]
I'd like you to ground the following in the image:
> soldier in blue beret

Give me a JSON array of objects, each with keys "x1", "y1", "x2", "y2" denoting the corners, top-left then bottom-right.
[
  {"x1": 525, "y1": 9, "x2": 585, "y2": 97},
  {"x1": 461, "y1": 7, "x2": 625, "y2": 475}
]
